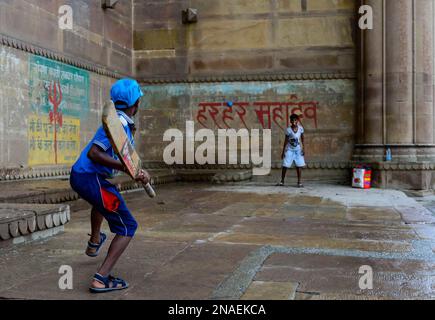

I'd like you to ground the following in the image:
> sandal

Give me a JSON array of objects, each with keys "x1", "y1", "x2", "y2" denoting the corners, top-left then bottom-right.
[
  {"x1": 297, "y1": 183, "x2": 304, "y2": 188},
  {"x1": 85, "y1": 232, "x2": 107, "y2": 257},
  {"x1": 89, "y1": 273, "x2": 129, "y2": 293},
  {"x1": 276, "y1": 182, "x2": 284, "y2": 186}
]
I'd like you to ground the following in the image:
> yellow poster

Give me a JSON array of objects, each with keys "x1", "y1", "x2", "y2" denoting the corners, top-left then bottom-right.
[{"x1": 28, "y1": 114, "x2": 80, "y2": 165}]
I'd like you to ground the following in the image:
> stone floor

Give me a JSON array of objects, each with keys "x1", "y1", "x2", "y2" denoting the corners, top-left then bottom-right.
[{"x1": 0, "y1": 182, "x2": 434, "y2": 300}]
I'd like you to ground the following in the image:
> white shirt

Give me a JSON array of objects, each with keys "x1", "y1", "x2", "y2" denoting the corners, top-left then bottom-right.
[{"x1": 285, "y1": 125, "x2": 304, "y2": 151}]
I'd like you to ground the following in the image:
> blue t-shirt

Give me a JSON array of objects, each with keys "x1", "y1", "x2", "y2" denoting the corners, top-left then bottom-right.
[{"x1": 72, "y1": 111, "x2": 135, "y2": 178}]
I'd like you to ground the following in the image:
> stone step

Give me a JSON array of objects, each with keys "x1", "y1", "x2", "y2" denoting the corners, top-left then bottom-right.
[
  {"x1": 251, "y1": 168, "x2": 351, "y2": 184},
  {"x1": 176, "y1": 169, "x2": 253, "y2": 184},
  {"x1": 212, "y1": 170, "x2": 253, "y2": 184},
  {"x1": 0, "y1": 203, "x2": 70, "y2": 247},
  {"x1": 0, "y1": 168, "x2": 256, "y2": 206},
  {"x1": 0, "y1": 170, "x2": 177, "y2": 247},
  {"x1": 0, "y1": 169, "x2": 177, "y2": 205}
]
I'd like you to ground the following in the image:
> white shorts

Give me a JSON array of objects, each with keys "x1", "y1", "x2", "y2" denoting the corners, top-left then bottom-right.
[{"x1": 283, "y1": 148, "x2": 306, "y2": 168}]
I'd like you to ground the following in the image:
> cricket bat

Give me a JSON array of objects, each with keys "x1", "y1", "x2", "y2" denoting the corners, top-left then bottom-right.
[{"x1": 102, "y1": 100, "x2": 156, "y2": 198}]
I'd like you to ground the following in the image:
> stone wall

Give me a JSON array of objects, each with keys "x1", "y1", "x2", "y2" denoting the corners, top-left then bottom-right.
[
  {"x1": 0, "y1": 0, "x2": 134, "y2": 178},
  {"x1": 0, "y1": 44, "x2": 117, "y2": 178},
  {"x1": 138, "y1": 79, "x2": 356, "y2": 169},
  {"x1": 135, "y1": 0, "x2": 357, "y2": 174},
  {"x1": 0, "y1": 0, "x2": 358, "y2": 185},
  {"x1": 0, "y1": 0, "x2": 132, "y2": 75},
  {"x1": 134, "y1": 0, "x2": 356, "y2": 81},
  {"x1": 0, "y1": 0, "x2": 133, "y2": 76}
]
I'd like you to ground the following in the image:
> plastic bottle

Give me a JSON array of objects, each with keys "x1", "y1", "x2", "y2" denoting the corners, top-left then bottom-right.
[{"x1": 385, "y1": 148, "x2": 392, "y2": 161}]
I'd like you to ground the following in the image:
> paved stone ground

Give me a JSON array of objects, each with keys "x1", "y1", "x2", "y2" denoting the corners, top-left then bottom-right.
[{"x1": 0, "y1": 182, "x2": 434, "y2": 300}]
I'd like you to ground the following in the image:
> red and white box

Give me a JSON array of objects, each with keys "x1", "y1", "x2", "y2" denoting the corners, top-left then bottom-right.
[{"x1": 352, "y1": 167, "x2": 372, "y2": 189}]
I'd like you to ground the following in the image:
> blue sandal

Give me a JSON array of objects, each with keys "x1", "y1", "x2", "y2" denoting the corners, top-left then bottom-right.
[
  {"x1": 89, "y1": 273, "x2": 129, "y2": 293},
  {"x1": 85, "y1": 232, "x2": 107, "y2": 257}
]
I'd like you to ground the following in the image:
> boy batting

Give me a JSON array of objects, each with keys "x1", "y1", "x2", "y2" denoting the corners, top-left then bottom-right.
[{"x1": 70, "y1": 79, "x2": 150, "y2": 293}]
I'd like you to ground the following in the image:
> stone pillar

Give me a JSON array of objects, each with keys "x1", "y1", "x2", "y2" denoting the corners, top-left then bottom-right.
[
  {"x1": 354, "y1": 0, "x2": 435, "y2": 191},
  {"x1": 415, "y1": 0, "x2": 434, "y2": 153},
  {"x1": 358, "y1": 0, "x2": 384, "y2": 149},
  {"x1": 385, "y1": 0, "x2": 413, "y2": 146}
]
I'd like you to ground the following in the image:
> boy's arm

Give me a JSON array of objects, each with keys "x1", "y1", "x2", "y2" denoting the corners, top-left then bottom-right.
[
  {"x1": 301, "y1": 133, "x2": 305, "y2": 155},
  {"x1": 282, "y1": 135, "x2": 289, "y2": 159},
  {"x1": 87, "y1": 144, "x2": 125, "y2": 172}
]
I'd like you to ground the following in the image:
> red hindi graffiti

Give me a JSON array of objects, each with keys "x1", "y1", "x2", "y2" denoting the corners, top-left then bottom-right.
[
  {"x1": 197, "y1": 102, "x2": 249, "y2": 129},
  {"x1": 196, "y1": 97, "x2": 318, "y2": 130},
  {"x1": 197, "y1": 103, "x2": 222, "y2": 129},
  {"x1": 232, "y1": 102, "x2": 249, "y2": 129}
]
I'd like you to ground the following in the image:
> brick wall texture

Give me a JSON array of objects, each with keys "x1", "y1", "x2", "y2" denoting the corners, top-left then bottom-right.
[{"x1": 0, "y1": 0, "x2": 357, "y2": 175}]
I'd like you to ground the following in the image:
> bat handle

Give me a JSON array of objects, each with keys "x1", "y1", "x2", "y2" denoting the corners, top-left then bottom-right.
[{"x1": 142, "y1": 182, "x2": 156, "y2": 198}]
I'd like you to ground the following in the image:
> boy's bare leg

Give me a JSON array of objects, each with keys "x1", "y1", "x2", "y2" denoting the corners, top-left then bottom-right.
[
  {"x1": 281, "y1": 167, "x2": 288, "y2": 183},
  {"x1": 296, "y1": 167, "x2": 302, "y2": 185},
  {"x1": 86, "y1": 208, "x2": 104, "y2": 256},
  {"x1": 91, "y1": 235, "x2": 132, "y2": 288}
]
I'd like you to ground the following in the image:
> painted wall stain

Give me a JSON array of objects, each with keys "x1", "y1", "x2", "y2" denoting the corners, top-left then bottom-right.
[{"x1": 196, "y1": 96, "x2": 318, "y2": 130}]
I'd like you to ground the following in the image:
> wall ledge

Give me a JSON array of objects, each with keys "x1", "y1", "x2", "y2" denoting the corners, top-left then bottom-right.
[
  {"x1": 138, "y1": 71, "x2": 356, "y2": 84},
  {"x1": 3, "y1": 160, "x2": 435, "y2": 182}
]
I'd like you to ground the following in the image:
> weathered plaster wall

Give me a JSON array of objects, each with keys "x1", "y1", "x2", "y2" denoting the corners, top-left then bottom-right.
[
  {"x1": 0, "y1": 44, "x2": 115, "y2": 176},
  {"x1": 0, "y1": 1, "x2": 133, "y2": 177},
  {"x1": 138, "y1": 80, "x2": 356, "y2": 166},
  {"x1": 134, "y1": 0, "x2": 356, "y2": 80}
]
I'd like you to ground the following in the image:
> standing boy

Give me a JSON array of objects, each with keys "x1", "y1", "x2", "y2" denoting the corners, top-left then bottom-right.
[
  {"x1": 277, "y1": 114, "x2": 306, "y2": 188},
  {"x1": 70, "y1": 78, "x2": 150, "y2": 293}
]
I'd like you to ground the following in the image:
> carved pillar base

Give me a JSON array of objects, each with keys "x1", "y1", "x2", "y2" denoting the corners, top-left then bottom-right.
[
  {"x1": 353, "y1": 145, "x2": 435, "y2": 163},
  {"x1": 371, "y1": 163, "x2": 435, "y2": 191}
]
